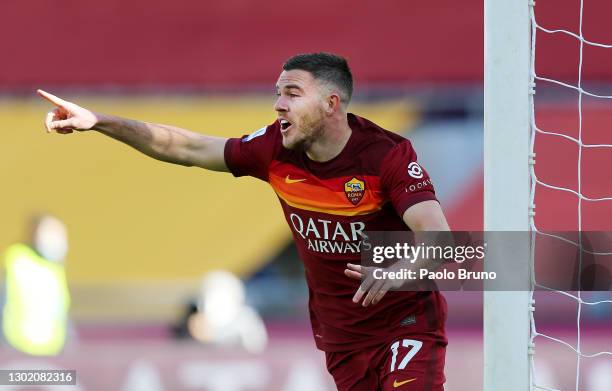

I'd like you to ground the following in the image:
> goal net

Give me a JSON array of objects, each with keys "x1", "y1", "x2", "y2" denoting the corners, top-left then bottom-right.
[
  {"x1": 529, "y1": 1, "x2": 612, "y2": 390},
  {"x1": 485, "y1": 1, "x2": 611, "y2": 390}
]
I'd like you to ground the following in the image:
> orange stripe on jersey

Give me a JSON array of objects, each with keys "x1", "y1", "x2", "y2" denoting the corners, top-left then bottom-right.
[{"x1": 268, "y1": 161, "x2": 385, "y2": 216}]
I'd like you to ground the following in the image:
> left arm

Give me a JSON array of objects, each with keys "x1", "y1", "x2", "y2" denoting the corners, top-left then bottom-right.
[{"x1": 345, "y1": 200, "x2": 451, "y2": 306}]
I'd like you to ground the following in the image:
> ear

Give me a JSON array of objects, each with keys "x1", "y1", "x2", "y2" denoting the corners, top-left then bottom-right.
[{"x1": 326, "y1": 93, "x2": 342, "y2": 114}]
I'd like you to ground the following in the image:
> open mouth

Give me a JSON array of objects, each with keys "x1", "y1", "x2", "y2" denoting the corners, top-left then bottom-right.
[{"x1": 280, "y1": 119, "x2": 292, "y2": 131}]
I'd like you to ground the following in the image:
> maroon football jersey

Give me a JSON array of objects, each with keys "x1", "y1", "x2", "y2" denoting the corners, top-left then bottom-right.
[{"x1": 225, "y1": 114, "x2": 447, "y2": 352}]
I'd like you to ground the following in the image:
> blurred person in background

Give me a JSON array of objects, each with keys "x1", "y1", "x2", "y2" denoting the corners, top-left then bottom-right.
[
  {"x1": 1, "y1": 214, "x2": 71, "y2": 356},
  {"x1": 175, "y1": 270, "x2": 268, "y2": 353},
  {"x1": 37, "y1": 52, "x2": 449, "y2": 391}
]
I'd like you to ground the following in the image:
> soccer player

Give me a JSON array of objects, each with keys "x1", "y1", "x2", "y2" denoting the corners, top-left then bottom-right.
[{"x1": 38, "y1": 53, "x2": 449, "y2": 391}]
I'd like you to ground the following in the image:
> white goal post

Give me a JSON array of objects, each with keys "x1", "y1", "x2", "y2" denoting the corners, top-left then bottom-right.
[{"x1": 484, "y1": 0, "x2": 532, "y2": 390}]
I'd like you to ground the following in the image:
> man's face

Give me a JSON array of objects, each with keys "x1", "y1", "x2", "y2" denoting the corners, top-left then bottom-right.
[{"x1": 274, "y1": 69, "x2": 328, "y2": 150}]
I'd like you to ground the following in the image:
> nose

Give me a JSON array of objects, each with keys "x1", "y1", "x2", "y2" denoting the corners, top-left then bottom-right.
[{"x1": 274, "y1": 96, "x2": 288, "y2": 113}]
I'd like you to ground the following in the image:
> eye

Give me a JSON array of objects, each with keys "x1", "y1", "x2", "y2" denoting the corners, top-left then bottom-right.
[{"x1": 289, "y1": 93, "x2": 299, "y2": 98}]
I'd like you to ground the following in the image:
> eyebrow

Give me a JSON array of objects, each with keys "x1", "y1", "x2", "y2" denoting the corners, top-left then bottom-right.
[{"x1": 275, "y1": 84, "x2": 304, "y2": 91}]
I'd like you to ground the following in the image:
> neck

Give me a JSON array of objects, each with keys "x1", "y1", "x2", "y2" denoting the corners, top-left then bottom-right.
[{"x1": 306, "y1": 115, "x2": 352, "y2": 162}]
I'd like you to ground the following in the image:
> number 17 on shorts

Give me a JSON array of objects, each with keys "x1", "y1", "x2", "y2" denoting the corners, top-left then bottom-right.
[{"x1": 381, "y1": 337, "x2": 446, "y2": 391}]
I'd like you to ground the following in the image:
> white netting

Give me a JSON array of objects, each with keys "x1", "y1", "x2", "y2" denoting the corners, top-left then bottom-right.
[{"x1": 529, "y1": 1, "x2": 612, "y2": 390}]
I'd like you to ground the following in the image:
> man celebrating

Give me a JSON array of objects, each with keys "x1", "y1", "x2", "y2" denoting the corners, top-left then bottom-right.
[{"x1": 39, "y1": 53, "x2": 449, "y2": 391}]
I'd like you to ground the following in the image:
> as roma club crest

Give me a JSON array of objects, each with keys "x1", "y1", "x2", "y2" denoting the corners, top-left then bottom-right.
[{"x1": 344, "y1": 177, "x2": 366, "y2": 205}]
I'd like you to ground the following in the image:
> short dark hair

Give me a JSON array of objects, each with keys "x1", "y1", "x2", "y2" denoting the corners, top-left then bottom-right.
[{"x1": 283, "y1": 52, "x2": 353, "y2": 105}]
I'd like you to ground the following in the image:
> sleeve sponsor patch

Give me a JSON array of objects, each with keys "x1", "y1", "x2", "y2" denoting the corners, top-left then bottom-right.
[{"x1": 407, "y1": 162, "x2": 424, "y2": 179}]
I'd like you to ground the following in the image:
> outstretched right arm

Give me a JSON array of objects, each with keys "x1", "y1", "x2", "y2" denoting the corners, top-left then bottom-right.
[{"x1": 37, "y1": 89, "x2": 229, "y2": 172}]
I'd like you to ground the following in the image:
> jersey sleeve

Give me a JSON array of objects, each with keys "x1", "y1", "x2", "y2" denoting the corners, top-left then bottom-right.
[
  {"x1": 380, "y1": 141, "x2": 438, "y2": 217},
  {"x1": 224, "y1": 122, "x2": 279, "y2": 181}
]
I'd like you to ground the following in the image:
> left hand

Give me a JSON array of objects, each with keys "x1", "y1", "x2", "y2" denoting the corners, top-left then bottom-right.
[{"x1": 345, "y1": 262, "x2": 408, "y2": 307}]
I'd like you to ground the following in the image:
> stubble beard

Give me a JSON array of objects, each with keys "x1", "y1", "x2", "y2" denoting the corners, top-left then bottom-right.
[{"x1": 282, "y1": 109, "x2": 326, "y2": 152}]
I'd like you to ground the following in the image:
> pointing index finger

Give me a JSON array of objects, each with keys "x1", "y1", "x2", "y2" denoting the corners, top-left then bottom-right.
[{"x1": 37, "y1": 89, "x2": 68, "y2": 107}]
